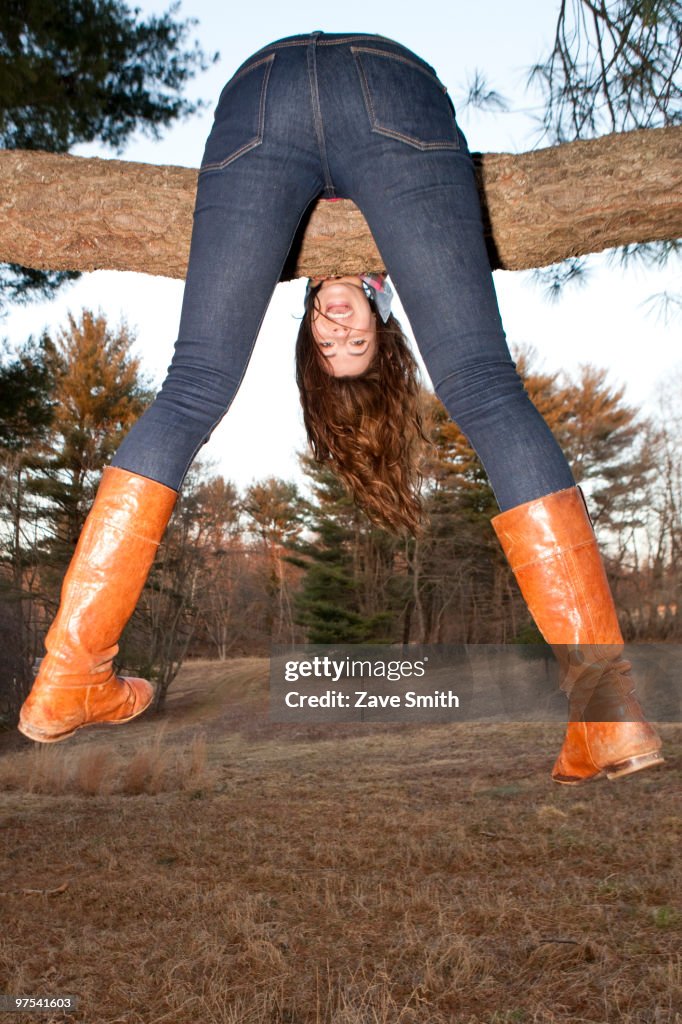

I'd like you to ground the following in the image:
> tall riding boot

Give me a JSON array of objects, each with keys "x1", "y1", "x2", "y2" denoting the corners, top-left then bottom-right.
[
  {"x1": 491, "y1": 486, "x2": 664, "y2": 783},
  {"x1": 18, "y1": 467, "x2": 178, "y2": 743}
]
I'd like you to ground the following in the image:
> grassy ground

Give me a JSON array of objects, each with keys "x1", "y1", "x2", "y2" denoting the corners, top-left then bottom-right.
[{"x1": 0, "y1": 658, "x2": 679, "y2": 1024}]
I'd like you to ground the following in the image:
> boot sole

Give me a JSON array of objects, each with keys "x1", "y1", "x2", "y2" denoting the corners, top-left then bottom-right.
[
  {"x1": 552, "y1": 749, "x2": 664, "y2": 785},
  {"x1": 17, "y1": 698, "x2": 153, "y2": 744},
  {"x1": 604, "y1": 750, "x2": 665, "y2": 780}
]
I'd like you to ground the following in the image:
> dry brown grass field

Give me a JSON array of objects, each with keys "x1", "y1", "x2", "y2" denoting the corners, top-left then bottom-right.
[{"x1": 1, "y1": 658, "x2": 680, "y2": 1024}]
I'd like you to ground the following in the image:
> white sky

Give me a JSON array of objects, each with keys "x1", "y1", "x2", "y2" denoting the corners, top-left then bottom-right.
[{"x1": 2, "y1": 0, "x2": 680, "y2": 491}]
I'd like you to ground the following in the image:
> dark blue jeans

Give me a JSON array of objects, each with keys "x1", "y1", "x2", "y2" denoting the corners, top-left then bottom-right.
[{"x1": 113, "y1": 31, "x2": 575, "y2": 511}]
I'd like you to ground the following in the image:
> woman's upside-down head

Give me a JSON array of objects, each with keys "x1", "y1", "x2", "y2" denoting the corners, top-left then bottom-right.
[{"x1": 296, "y1": 275, "x2": 428, "y2": 536}]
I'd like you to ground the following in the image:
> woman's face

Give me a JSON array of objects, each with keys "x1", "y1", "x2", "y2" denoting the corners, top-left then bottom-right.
[{"x1": 309, "y1": 276, "x2": 377, "y2": 377}]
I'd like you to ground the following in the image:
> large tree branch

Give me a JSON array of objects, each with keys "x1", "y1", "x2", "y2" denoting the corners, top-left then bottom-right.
[{"x1": 0, "y1": 126, "x2": 679, "y2": 279}]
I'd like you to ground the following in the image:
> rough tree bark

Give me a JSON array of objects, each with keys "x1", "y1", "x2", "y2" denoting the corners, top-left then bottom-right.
[{"x1": 0, "y1": 126, "x2": 679, "y2": 279}]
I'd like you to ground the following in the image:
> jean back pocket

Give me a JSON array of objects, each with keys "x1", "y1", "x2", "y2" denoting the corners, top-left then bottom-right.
[
  {"x1": 352, "y1": 47, "x2": 459, "y2": 151},
  {"x1": 199, "y1": 54, "x2": 275, "y2": 174}
]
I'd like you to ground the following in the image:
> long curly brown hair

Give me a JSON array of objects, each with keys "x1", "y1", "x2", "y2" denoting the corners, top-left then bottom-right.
[{"x1": 295, "y1": 286, "x2": 428, "y2": 536}]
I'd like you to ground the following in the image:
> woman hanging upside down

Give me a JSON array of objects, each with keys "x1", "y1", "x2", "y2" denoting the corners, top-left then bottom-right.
[{"x1": 19, "y1": 31, "x2": 664, "y2": 785}]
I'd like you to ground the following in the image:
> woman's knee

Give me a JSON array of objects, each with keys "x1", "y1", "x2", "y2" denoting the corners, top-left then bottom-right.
[{"x1": 434, "y1": 356, "x2": 529, "y2": 426}]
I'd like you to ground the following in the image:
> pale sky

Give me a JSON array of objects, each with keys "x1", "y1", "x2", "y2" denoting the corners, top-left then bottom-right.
[{"x1": 2, "y1": 0, "x2": 679, "y2": 491}]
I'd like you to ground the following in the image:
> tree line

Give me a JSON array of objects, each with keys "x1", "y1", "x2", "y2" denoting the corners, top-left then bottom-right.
[{"x1": 0, "y1": 309, "x2": 679, "y2": 724}]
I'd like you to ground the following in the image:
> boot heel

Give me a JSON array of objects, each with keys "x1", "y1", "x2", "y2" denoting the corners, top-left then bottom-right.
[{"x1": 17, "y1": 719, "x2": 80, "y2": 744}]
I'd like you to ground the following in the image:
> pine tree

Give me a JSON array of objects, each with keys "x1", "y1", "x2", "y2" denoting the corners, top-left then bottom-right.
[
  {"x1": 417, "y1": 392, "x2": 506, "y2": 643},
  {"x1": 0, "y1": 334, "x2": 56, "y2": 712},
  {"x1": 0, "y1": 0, "x2": 216, "y2": 306},
  {"x1": 32, "y1": 309, "x2": 153, "y2": 554},
  {"x1": 295, "y1": 458, "x2": 401, "y2": 644}
]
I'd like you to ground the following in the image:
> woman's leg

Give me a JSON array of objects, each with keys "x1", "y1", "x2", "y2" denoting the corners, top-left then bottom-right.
[
  {"x1": 342, "y1": 137, "x2": 575, "y2": 512},
  {"x1": 18, "y1": 468, "x2": 177, "y2": 742},
  {"x1": 322, "y1": 42, "x2": 661, "y2": 780},
  {"x1": 112, "y1": 40, "x2": 326, "y2": 487},
  {"x1": 492, "y1": 487, "x2": 663, "y2": 782},
  {"x1": 20, "y1": 188, "x2": 320, "y2": 740},
  {"x1": 20, "y1": 43, "x2": 325, "y2": 741},
  {"x1": 112, "y1": 162, "x2": 323, "y2": 489}
]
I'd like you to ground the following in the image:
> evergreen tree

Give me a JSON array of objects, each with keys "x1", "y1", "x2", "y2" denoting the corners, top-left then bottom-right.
[
  {"x1": 417, "y1": 392, "x2": 506, "y2": 643},
  {"x1": 415, "y1": 352, "x2": 656, "y2": 641},
  {"x1": 531, "y1": 0, "x2": 682, "y2": 143},
  {"x1": 0, "y1": 334, "x2": 55, "y2": 452},
  {"x1": 0, "y1": 0, "x2": 217, "y2": 306},
  {"x1": 295, "y1": 457, "x2": 400, "y2": 644},
  {"x1": 0, "y1": 334, "x2": 57, "y2": 712},
  {"x1": 31, "y1": 309, "x2": 153, "y2": 565},
  {"x1": 516, "y1": 350, "x2": 658, "y2": 542},
  {"x1": 0, "y1": 334, "x2": 55, "y2": 598},
  {"x1": 529, "y1": 1, "x2": 681, "y2": 297}
]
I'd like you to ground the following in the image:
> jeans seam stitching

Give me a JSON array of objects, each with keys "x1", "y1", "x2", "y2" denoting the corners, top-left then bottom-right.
[
  {"x1": 371, "y1": 128, "x2": 460, "y2": 150},
  {"x1": 237, "y1": 35, "x2": 385, "y2": 70},
  {"x1": 307, "y1": 38, "x2": 334, "y2": 193},
  {"x1": 352, "y1": 51, "x2": 460, "y2": 152},
  {"x1": 199, "y1": 56, "x2": 274, "y2": 174},
  {"x1": 229, "y1": 52, "x2": 275, "y2": 85},
  {"x1": 352, "y1": 52, "x2": 376, "y2": 134},
  {"x1": 350, "y1": 46, "x2": 444, "y2": 87},
  {"x1": 318, "y1": 36, "x2": 397, "y2": 45}
]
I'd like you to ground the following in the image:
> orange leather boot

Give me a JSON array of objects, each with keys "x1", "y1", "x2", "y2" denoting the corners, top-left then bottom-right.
[
  {"x1": 491, "y1": 486, "x2": 664, "y2": 784},
  {"x1": 18, "y1": 467, "x2": 177, "y2": 743}
]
